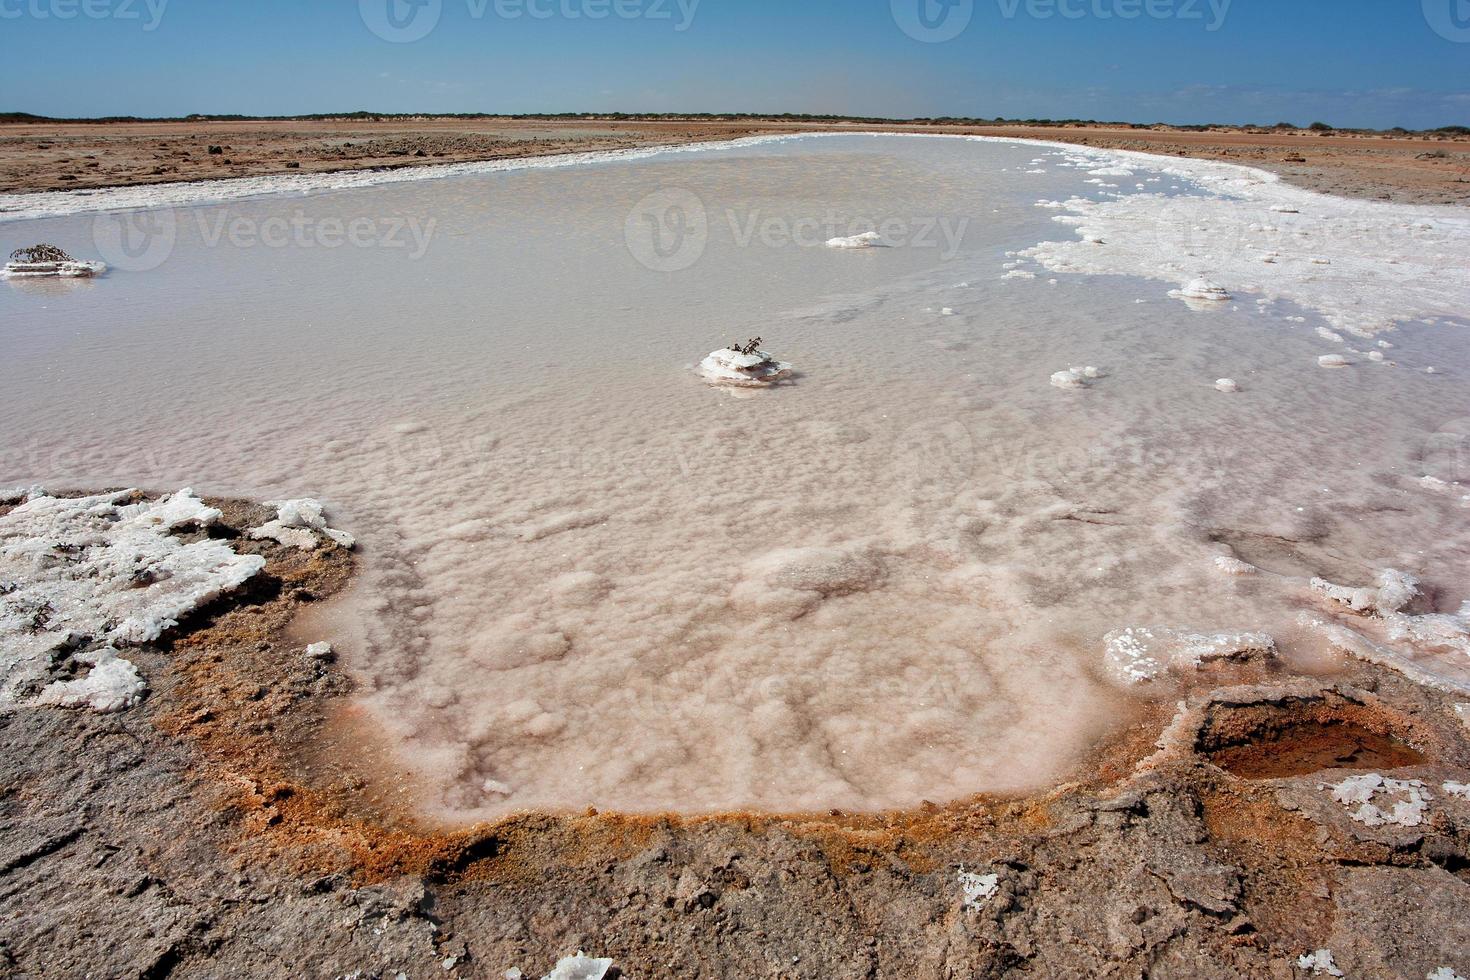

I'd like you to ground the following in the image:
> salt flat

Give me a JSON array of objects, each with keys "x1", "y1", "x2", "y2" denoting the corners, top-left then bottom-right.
[{"x1": 2, "y1": 134, "x2": 1467, "y2": 820}]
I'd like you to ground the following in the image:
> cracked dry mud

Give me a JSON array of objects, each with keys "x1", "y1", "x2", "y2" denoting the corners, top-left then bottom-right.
[{"x1": 1, "y1": 496, "x2": 1468, "y2": 979}]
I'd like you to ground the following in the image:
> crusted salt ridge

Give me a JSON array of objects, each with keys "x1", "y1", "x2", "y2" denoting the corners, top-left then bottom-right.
[
  {"x1": 0, "y1": 490, "x2": 265, "y2": 711},
  {"x1": 1102, "y1": 626, "x2": 1276, "y2": 686},
  {"x1": 1311, "y1": 568, "x2": 1421, "y2": 617},
  {"x1": 698, "y1": 348, "x2": 793, "y2": 388},
  {"x1": 1300, "y1": 569, "x2": 1470, "y2": 694}
]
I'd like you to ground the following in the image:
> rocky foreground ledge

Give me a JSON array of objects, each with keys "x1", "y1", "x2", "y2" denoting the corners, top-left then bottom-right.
[{"x1": 1, "y1": 490, "x2": 1469, "y2": 979}]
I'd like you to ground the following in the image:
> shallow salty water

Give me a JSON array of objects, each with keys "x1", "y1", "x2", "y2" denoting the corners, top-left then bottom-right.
[{"x1": 2, "y1": 135, "x2": 1468, "y2": 819}]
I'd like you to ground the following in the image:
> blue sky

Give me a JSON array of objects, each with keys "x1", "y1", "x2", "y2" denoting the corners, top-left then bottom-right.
[{"x1": 1, "y1": 0, "x2": 1467, "y2": 128}]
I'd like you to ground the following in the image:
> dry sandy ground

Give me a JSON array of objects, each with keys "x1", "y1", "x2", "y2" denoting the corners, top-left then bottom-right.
[
  {"x1": 2, "y1": 117, "x2": 1468, "y2": 205},
  {"x1": 2, "y1": 492, "x2": 1470, "y2": 979}
]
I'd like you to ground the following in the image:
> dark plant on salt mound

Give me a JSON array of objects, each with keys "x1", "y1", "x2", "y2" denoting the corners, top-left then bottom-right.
[
  {"x1": 728, "y1": 337, "x2": 763, "y2": 356},
  {"x1": 10, "y1": 244, "x2": 75, "y2": 263}
]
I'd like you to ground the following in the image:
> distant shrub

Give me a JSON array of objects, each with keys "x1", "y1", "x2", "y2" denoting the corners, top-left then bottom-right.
[{"x1": 1308, "y1": 122, "x2": 1334, "y2": 132}]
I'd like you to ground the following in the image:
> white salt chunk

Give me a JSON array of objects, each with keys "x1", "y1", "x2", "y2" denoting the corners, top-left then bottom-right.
[
  {"x1": 1444, "y1": 782, "x2": 1470, "y2": 802},
  {"x1": 1298, "y1": 950, "x2": 1345, "y2": 977},
  {"x1": 1214, "y1": 379, "x2": 1240, "y2": 393},
  {"x1": 541, "y1": 953, "x2": 613, "y2": 980},
  {"x1": 36, "y1": 650, "x2": 146, "y2": 714},
  {"x1": 698, "y1": 347, "x2": 793, "y2": 388},
  {"x1": 958, "y1": 868, "x2": 1000, "y2": 910},
  {"x1": 250, "y1": 498, "x2": 356, "y2": 551},
  {"x1": 1174, "y1": 278, "x2": 1231, "y2": 302},
  {"x1": 1324, "y1": 773, "x2": 1432, "y2": 827},
  {"x1": 1214, "y1": 556, "x2": 1257, "y2": 576},
  {"x1": 1318, "y1": 355, "x2": 1350, "y2": 368},
  {"x1": 1051, "y1": 366, "x2": 1102, "y2": 390},
  {"x1": 825, "y1": 231, "x2": 882, "y2": 249}
]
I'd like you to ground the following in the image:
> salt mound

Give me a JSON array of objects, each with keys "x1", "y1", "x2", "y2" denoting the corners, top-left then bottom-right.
[
  {"x1": 1103, "y1": 626, "x2": 1276, "y2": 686},
  {"x1": 1311, "y1": 568, "x2": 1420, "y2": 617},
  {"x1": 1215, "y1": 378, "x2": 1240, "y2": 393},
  {"x1": 249, "y1": 498, "x2": 356, "y2": 550},
  {"x1": 731, "y1": 545, "x2": 886, "y2": 619},
  {"x1": 1173, "y1": 278, "x2": 1232, "y2": 302},
  {"x1": 825, "y1": 231, "x2": 883, "y2": 249},
  {"x1": 698, "y1": 346, "x2": 793, "y2": 388},
  {"x1": 0, "y1": 490, "x2": 265, "y2": 711},
  {"x1": 1050, "y1": 366, "x2": 1102, "y2": 390}
]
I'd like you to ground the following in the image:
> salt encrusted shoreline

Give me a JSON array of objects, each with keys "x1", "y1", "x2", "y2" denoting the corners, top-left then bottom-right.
[{"x1": 2, "y1": 488, "x2": 1470, "y2": 978}]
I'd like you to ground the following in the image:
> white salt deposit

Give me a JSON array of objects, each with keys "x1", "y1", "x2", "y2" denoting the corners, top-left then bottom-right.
[
  {"x1": 698, "y1": 347, "x2": 794, "y2": 387},
  {"x1": 1428, "y1": 969, "x2": 1467, "y2": 980},
  {"x1": 1174, "y1": 279, "x2": 1232, "y2": 302},
  {"x1": 249, "y1": 498, "x2": 356, "y2": 550},
  {"x1": 36, "y1": 648, "x2": 147, "y2": 713},
  {"x1": 0, "y1": 490, "x2": 264, "y2": 712},
  {"x1": 1325, "y1": 774, "x2": 1432, "y2": 828},
  {"x1": 1298, "y1": 950, "x2": 1345, "y2": 978},
  {"x1": 1312, "y1": 569, "x2": 1420, "y2": 617},
  {"x1": 825, "y1": 231, "x2": 883, "y2": 249},
  {"x1": 959, "y1": 868, "x2": 1000, "y2": 909},
  {"x1": 1050, "y1": 366, "x2": 1102, "y2": 390},
  {"x1": 540, "y1": 953, "x2": 613, "y2": 980},
  {"x1": 1214, "y1": 556, "x2": 1257, "y2": 576},
  {"x1": 1318, "y1": 355, "x2": 1350, "y2": 368},
  {"x1": 1103, "y1": 627, "x2": 1275, "y2": 686},
  {"x1": 1214, "y1": 379, "x2": 1240, "y2": 393},
  {"x1": 1445, "y1": 782, "x2": 1470, "y2": 802}
]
